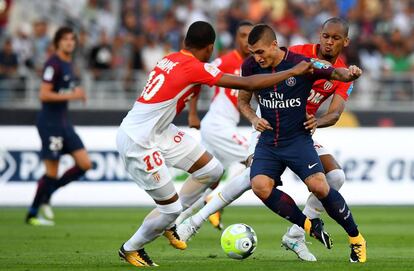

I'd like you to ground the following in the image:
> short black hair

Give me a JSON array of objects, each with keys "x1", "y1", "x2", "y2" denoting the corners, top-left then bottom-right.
[
  {"x1": 248, "y1": 24, "x2": 276, "y2": 45},
  {"x1": 53, "y1": 26, "x2": 75, "y2": 48},
  {"x1": 322, "y1": 17, "x2": 349, "y2": 37},
  {"x1": 184, "y1": 21, "x2": 216, "y2": 49},
  {"x1": 237, "y1": 20, "x2": 254, "y2": 30}
]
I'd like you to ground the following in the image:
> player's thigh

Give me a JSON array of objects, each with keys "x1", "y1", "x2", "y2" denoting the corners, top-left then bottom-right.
[
  {"x1": 313, "y1": 139, "x2": 341, "y2": 173},
  {"x1": 160, "y1": 124, "x2": 207, "y2": 173},
  {"x1": 37, "y1": 125, "x2": 65, "y2": 161},
  {"x1": 63, "y1": 126, "x2": 85, "y2": 155},
  {"x1": 116, "y1": 129, "x2": 172, "y2": 190},
  {"x1": 250, "y1": 144, "x2": 285, "y2": 186},
  {"x1": 71, "y1": 148, "x2": 92, "y2": 171},
  {"x1": 43, "y1": 159, "x2": 59, "y2": 178},
  {"x1": 201, "y1": 129, "x2": 249, "y2": 168},
  {"x1": 286, "y1": 137, "x2": 324, "y2": 181}
]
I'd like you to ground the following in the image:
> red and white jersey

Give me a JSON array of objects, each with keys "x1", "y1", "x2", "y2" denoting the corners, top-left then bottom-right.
[
  {"x1": 203, "y1": 50, "x2": 244, "y2": 126},
  {"x1": 120, "y1": 50, "x2": 224, "y2": 147},
  {"x1": 289, "y1": 44, "x2": 353, "y2": 115}
]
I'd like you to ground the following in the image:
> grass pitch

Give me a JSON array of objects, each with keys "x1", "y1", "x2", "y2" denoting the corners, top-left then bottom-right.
[{"x1": 1, "y1": 206, "x2": 413, "y2": 271}]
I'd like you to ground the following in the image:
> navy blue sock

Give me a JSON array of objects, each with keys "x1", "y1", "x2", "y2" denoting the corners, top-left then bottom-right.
[
  {"x1": 320, "y1": 188, "x2": 359, "y2": 237},
  {"x1": 27, "y1": 175, "x2": 57, "y2": 218},
  {"x1": 263, "y1": 188, "x2": 307, "y2": 228},
  {"x1": 42, "y1": 166, "x2": 86, "y2": 204}
]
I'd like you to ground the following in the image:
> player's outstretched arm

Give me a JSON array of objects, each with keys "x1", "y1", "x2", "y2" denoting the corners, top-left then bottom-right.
[
  {"x1": 238, "y1": 89, "x2": 272, "y2": 132},
  {"x1": 330, "y1": 65, "x2": 362, "y2": 82},
  {"x1": 39, "y1": 83, "x2": 86, "y2": 102},
  {"x1": 315, "y1": 94, "x2": 346, "y2": 128},
  {"x1": 217, "y1": 61, "x2": 313, "y2": 91}
]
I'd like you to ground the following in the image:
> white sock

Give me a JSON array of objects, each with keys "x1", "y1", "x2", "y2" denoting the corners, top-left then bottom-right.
[
  {"x1": 175, "y1": 188, "x2": 212, "y2": 225},
  {"x1": 123, "y1": 208, "x2": 179, "y2": 251},
  {"x1": 191, "y1": 168, "x2": 252, "y2": 227},
  {"x1": 303, "y1": 169, "x2": 346, "y2": 219}
]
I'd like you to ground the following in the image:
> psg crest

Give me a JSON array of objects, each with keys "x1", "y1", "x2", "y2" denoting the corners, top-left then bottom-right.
[{"x1": 285, "y1": 77, "x2": 296, "y2": 87}]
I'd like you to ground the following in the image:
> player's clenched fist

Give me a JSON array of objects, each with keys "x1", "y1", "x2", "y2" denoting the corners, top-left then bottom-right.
[
  {"x1": 253, "y1": 117, "x2": 273, "y2": 132},
  {"x1": 348, "y1": 65, "x2": 362, "y2": 80}
]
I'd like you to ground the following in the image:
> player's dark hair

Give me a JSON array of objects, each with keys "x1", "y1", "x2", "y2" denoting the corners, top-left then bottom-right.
[
  {"x1": 322, "y1": 17, "x2": 349, "y2": 37},
  {"x1": 237, "y1": 20, "x2": 254, "y2": 30},
  {"x1": 53, "y1": 26, "x2": 75, "y2": 49},
  {"x1": 184, "y1": 21, "x2": 216, "y2": 49},
  {"x1": 248, "y1": 24, "x2": 276, "y2": 45}
]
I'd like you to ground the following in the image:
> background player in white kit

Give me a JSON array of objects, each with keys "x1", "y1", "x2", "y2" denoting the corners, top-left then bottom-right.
[
  {"x1": 116, "y1": 21, "x2": 313, "y2": 267},
  {"x1": 177, "y1": 18, "x2": 359, "y2": 262}
]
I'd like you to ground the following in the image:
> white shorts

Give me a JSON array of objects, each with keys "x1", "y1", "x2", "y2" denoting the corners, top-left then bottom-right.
[
  {"x1": 313, "y1": 139, "x2": 331, "y2": 156},
  {"x1": 247, "y1": 131, "x2": 332, "y2": 157},
  {"x1": 117, "y1": 124, "x2": 206, "y2": 190},
  {"x1": 200, "y1": 124, "x2": 249, "y2": 168}
]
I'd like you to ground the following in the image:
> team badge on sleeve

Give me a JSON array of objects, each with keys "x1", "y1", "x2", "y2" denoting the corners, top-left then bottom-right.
[
  {"x1": 204, "y1": 63, "x2": 221, "y2": 77},
  {"x1": 43, "y1": 66, "x2": 55, "y2": 81}
]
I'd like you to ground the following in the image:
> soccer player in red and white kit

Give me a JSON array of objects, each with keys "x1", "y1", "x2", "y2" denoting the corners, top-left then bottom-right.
[
  {"x1": 178, "y1": 18, "x2": 366, "y2": 263},
  {"x1": 116, "y1": 21, "x2": 313, "y2": 267},
  {"x1": 175, "y1": 21, "x2": 254, "y2": 229}
]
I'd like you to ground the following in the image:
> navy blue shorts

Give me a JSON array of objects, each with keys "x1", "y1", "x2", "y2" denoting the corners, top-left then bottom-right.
[
  {"x1": 37, "y1": 124, "x2": 84, "y2": 160},
  {"x1": 250, "y1": 136, "x2": 324, "y2": 183}
]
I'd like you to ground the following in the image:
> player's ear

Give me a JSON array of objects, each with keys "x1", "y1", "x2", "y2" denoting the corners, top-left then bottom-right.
[
  {"x1": 343, "y1": 37, "x2": 350, "y2": 48},
  {"x1": 271, "y1": 40, "x2": 278, "y2": 50}
]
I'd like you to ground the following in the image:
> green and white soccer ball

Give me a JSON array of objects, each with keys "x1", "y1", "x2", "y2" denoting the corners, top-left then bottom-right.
[{"x1": 220, "y1": 223, "x2": 257, "y2": 260}]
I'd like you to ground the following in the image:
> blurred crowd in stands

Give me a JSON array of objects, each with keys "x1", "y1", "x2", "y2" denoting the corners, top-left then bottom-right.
[{"x1": 1, "y1": 0, "x2": 414, "y2": 106}]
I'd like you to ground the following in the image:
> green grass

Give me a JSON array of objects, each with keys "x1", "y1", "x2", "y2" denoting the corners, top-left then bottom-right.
[{"x1": 1, "y1": 206, "x2": 413, "y2": 271}]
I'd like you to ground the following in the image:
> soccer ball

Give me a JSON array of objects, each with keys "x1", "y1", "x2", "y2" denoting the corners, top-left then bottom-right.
[{"x1": 220, "y1": 223, "x2": 257, "y2": 260}]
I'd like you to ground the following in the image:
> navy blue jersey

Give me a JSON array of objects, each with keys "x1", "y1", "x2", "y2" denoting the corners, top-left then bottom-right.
[
  {"x1": 242, "y1": 48, "x2": 334, "y2": 146},
  {"x1": 38, "y1": 54, "x2": 77, "y2": 126}
]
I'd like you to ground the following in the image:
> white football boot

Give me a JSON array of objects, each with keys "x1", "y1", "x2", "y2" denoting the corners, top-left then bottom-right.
[
  {"x1": 176, "y1": 217, "x2": 199, "y2": 242},
  {"x1": 281, "y1": 224, "x2": 317, "y2": 261}
]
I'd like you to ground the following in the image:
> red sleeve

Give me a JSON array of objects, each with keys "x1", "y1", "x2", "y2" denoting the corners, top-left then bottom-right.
[
  {"x1": 188, "y1": 61, "x2": 224, "y2": 87},
  {"x1": 334, "y1": 81, "x2": 353, "y2": 101}
]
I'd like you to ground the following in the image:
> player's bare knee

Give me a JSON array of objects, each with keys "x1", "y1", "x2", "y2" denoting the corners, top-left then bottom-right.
[
  {"x1": 325, "y1": 169, "x2": 346, "y2": 190},
  {"x1": 305, "y1": 173, "x2": 329, "y2": 199},
  {"x1": 79, "y1": 159, "x2": 92, "y2": 171},
  {"x1": 192, "y1": 157, "x2": 224, "y2": 185},
  {"x1": 251, "y1": 177, "x2": 273, "y2": 200}
]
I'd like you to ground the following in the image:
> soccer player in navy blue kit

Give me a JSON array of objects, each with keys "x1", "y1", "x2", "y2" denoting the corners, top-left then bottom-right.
[
  {"x1": 240, "y1": 24, "x2": 366, "y2": 262},
  {"x1": 26, "y1": 27, "x2": 92, "y2": 226}
]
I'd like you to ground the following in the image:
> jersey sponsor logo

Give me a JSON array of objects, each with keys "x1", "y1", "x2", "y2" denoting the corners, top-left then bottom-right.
[
  {"x1": 308, "y1": 163, "x2": 318, "y2": 169},
  {"x1": 258, "y1": 92, "x2": 301, "y2": 109},
  {"x1": 156, "y1": 58, "x2": 179, "y2": 74},
  {"x1": 204, "y1": 63, "x2": 221, "y2": 77},
  {"x1": 285, "y1": 77, "x2": 296, "y2": 87},
  {"x1": 324, "y1": 81, "x2": 333, "y2": 90},
  {"x1": 307, "y1": 89, "x2": 324, "y2": 104},
  {"x1": 43, "y1": 66, "x2": 54, "y2": 81}
]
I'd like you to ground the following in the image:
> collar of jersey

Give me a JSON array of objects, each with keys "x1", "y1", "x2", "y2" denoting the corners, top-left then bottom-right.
[{"x1": 180, "y1": 49, "x2": 195, "y2": 58}]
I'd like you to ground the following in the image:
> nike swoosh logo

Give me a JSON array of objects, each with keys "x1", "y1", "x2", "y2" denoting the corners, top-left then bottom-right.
[
  {"x1": 308, "y1": 163, "x2": 318, "y2": 169},
  {"x1": 339, "y1": 203, "x2": 346, "y2": 213}
]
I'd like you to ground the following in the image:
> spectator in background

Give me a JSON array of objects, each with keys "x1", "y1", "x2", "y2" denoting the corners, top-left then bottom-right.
[
  {"x1": 141, "y1": 34, "x2": 164, "y2": 73},
  {"x1": 89, "y1": 30, "x2": 112, "y2": 80},
  {"x1": 0, "y1": 0, "x2": 12, "y2": 37},
  {"x1": 31, "y1": 19, "x2": 51, "y2": 74},
  {"x1": 0, "y1": 38, "x2": 19, "y2": 98}
]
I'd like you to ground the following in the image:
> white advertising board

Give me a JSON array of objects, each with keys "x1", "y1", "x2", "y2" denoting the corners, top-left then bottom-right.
[{"x1": 0, "y1": 126, "x2": 413, "y2": 206}]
